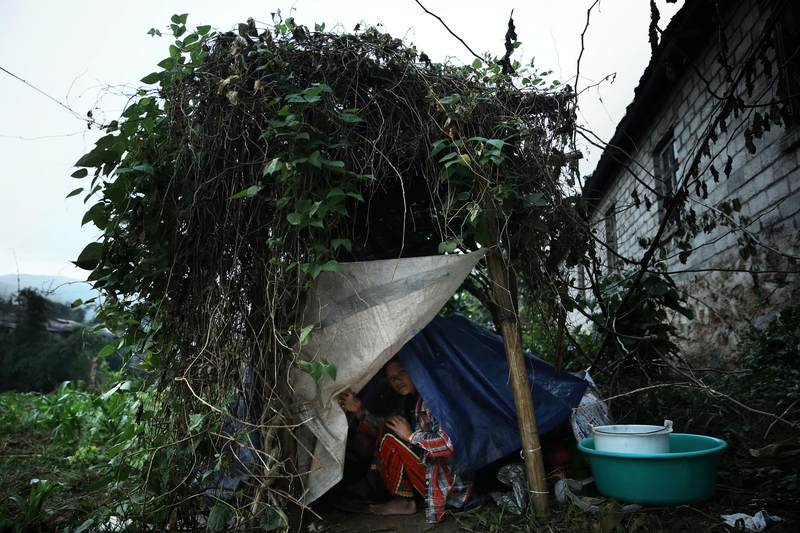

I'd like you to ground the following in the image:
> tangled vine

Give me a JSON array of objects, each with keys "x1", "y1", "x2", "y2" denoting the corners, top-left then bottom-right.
[{"x1": 71, "y1": 14, "x2": 585, "y2": 527}]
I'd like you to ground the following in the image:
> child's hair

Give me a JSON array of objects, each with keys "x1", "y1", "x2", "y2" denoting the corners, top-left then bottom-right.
[{"x1": 385, "y1": 356, "x2": 401, "y2": 367}]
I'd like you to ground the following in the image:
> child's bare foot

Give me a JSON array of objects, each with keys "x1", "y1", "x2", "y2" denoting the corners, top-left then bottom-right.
[{"x1": 368, "y1": 498, "x2": 417, "y2": 515}]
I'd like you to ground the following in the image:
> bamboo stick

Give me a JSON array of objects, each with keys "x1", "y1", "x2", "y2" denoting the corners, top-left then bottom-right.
[{"x1": 481, "y1": 211, "x2": 550, "y2": 517}]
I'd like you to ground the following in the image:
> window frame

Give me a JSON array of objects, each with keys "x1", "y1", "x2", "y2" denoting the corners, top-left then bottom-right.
[
  {"x1": 604, "y1": 203, "x2": 618, "y2": 272},
  {"x1": 776, "y1": 3, "x2": 800, "y2": 124},
  {"x1": 653, "y1": 130, "x2": 680, "y2": 231}
]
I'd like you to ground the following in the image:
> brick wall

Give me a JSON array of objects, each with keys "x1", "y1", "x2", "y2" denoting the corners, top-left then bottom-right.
[{"x1": 586, "y1": 0, "x2": 800, "y2": 364}]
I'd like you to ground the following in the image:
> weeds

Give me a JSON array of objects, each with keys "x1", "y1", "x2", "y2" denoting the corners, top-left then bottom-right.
[
  {"x1": 0, "y1": 479, "x2": 58, "y2": 532},
  {"x1": 0, "y1": 381, "x2": 148, "y2": 531}
]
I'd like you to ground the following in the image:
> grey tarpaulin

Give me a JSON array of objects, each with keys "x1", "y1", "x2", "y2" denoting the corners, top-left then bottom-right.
[{"x1": 292, "y1": 251, "x2": 484, "y2": 504}]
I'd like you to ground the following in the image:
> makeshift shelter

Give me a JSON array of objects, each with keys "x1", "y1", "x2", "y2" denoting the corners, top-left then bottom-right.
[
  {"x1": 72, "y1": 19, "x2": 589, "y2": 523},
  {"x1": 293, "y1": 251, "x2": 588, "y2": 503}
]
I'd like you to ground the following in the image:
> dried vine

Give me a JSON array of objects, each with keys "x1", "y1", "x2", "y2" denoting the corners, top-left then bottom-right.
[{"x1": 70, "y1": 14, "x2": 585, "y2": 527}]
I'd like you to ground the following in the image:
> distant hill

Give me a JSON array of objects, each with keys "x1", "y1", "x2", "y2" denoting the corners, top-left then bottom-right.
[{"x1": 0, "y1": 274, "x2": 99, "y2": 306}]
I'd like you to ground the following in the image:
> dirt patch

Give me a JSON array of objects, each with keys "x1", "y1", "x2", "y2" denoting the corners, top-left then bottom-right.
[{"x1": 318, "y1": 510, "x2": 461, "y2": 533}]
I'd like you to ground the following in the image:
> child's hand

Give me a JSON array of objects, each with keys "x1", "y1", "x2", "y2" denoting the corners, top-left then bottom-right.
[
  {"x1": 337, "y1": 388, "x2": 365, "y2": 418},
  {"x1": 385, "y1": 415, "x2": 413, "y2": 441}
]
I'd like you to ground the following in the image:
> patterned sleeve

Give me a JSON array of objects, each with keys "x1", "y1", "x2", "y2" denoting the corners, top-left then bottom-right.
[{"x1": 408, "y1": 408, "x2": 454, "y2": 459}]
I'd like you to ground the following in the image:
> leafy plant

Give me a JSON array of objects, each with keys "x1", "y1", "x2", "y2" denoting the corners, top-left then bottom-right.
[
  {"x1": 7, "y1": 479, "x2": 58, "y2": 530},
  {"x1": 726, "y1": 304, "x2": 800, "y2": 409},
  {"x1": 580, "y1": 268, "x2": 694, "y2": 387}
]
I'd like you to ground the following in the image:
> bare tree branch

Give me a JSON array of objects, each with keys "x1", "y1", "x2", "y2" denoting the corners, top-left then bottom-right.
[{"x1": 413, "y1": 0, "x2": 483, "y2": 62}]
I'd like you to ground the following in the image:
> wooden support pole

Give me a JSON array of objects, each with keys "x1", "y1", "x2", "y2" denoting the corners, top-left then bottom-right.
[{"x1": 481, "y1": 215, "x2": 550, "y2": 517}]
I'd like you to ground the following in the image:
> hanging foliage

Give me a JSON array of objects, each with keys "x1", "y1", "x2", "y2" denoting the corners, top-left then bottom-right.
[{"x1": 70, "y1": 13, "x2": 585, "y2": 526}]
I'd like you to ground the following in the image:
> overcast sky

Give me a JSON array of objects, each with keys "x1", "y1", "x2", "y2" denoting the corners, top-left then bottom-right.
[{"x1": 0, "y1": 0, "x2": 682, "y2": 279}]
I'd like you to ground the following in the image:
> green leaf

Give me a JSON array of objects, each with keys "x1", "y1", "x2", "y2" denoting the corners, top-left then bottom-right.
[
  {"x1": 319, "y1": 359, "x2": 337, "y2": 381},
  {"x1": 295, "y1": 360, "x2": 321, "y2": 381},
  {"x1": 431, "y1": 139, "x2": 449, "y2": 157},
  {"x1": 140, "y1": 72, "x2": 162, "y2": 85},
  {"x1": 140, "y1": 350, "x2": 160, "y2": 372},
  {"x1": 171, "y1": 13, "x2": 189, "y2": 25},
  {"x1": 66, "y1": 188, "x2": 83, "y2": 199},
  {"x1": 285, "y1": 92, "x2": 321, "y2": 104},
  {"x1": 97, "y1": 343, "x2": 118, "y2": 359},
  {"x1": 197, "y1": 25, "x2": 211, "y2": 36},
  {"x1": 228, "y1": 184, "x2": 263, "y2": 200},
  {"x1": 471, "y1": 58, "x2": 482, "y2": 69},
  {"x1": 346, "y1": 191, "x2": 364, "y2": 202},
  {"x1": 207, "y1": 502, "x2": 231, "y2": 532},
  {"x1": 486, "y1": 139, "x2": 505, "y2": 150},
  {"x1": 308, "y1": 150, "x2": 322, "y2": 168},
  {"x1": 71, "y1": 299, "x2": 83, "y2": 308},
  {"x1": 100, "y1": 380, "x2": 132, "y2": 401},
  {"x1": 157, "y1": 57, "x2": 175, "y2": 70},
  {"x1": 437, "y1": 238, "x2": 461, "y2": 254},
  {"x1": 295, "y1": 358, "x2": 337, "y2": 383},
  {"x1": 322, "y1": 159, "x2": 345, "y2": 171},
  {"x1": 319, "y1": 260, "x2": 341, "y2": 273},
  {"x1": 438, "y1": 94, "x2": 460, "y2": 105},
  {"x1": 263, "y1": 158, "x2": 283, "y2": 175},
  {"x1": 311, "y1": 83, "x2": 332, "y2": 94},
  {"x1": 331, "y1": 238, "x2": 352, "y2": 252},
  {"x1": 286, "y1": 212, "x2": 304, "y2": 225},
  {"x1": 439, "y1": 151, "x2": 459, "y2": 163},
  {"x1": 188, "y1": 413, "x2": 205, "y2": 432},
  {"x1": 71, "y1": 168, "x2": 88, "y2": 179},
  {"x1": 81, "y1": 202, "x2": 108, "y2": 229},
  {"x1": 299, "y1": 324, "x2": 315, "y2": 345},
  {"x1": 74, "y1": 242, "x2": 102, "y2": 270},
  {"x1": 340, "y1": 112, "x2": 364, "y2": 123},
  {"x1": 76, "y1": 140, "x2": 120, "y2": 172},
  {"x1": 116, "y1": 163, "x2": 154, "y2": 175}
]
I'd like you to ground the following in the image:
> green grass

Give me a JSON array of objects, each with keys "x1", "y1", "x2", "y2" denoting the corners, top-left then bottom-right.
[
  {"x1": 0, "y1": 383, "x2": 141, "y2": 532},
  {"x1": 0, "y1": 429, "x2": 108, "y2": 532}
]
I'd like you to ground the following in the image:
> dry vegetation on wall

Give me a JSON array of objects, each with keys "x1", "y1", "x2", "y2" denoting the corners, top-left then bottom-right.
[{"x1": 68, "y1": 13, "x2": 586, "y2": 526}]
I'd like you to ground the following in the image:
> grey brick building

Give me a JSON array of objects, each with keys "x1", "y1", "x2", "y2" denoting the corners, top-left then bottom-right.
[{"x1": 581, "y1": 0, "x2": 800, "y2": 364}]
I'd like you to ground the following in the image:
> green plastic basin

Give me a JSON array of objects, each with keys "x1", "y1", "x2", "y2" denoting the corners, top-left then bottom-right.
[{"x1": 578, "y1": 433, "x2": 727, "y2": 505}]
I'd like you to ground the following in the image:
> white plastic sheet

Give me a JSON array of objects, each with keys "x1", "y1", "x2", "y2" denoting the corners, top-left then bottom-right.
[
  {"x1": 720, "y1": 511, "x2": 783, "y2": 532},
  {"x1": 292, "y1": 251, "x2": 484, "y2": 503}
]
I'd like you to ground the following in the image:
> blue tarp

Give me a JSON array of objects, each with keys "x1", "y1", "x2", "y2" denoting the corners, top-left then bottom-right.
[{"x1": 397, "y1": 314, "x2": 588, "y2": 473}]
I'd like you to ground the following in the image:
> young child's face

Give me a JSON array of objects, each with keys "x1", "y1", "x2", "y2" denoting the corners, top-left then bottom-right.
[{"x1": 386, "y1": 362, "x2": 416, "y2": 396}]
